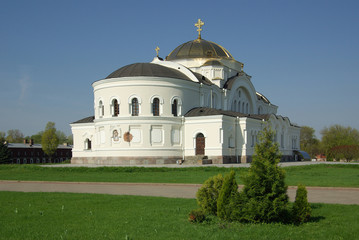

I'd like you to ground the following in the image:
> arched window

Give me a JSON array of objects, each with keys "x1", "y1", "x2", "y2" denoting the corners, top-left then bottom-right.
[
  {"x1": 258, "y1": 107, "x2": 261, "y2": 114},
  {"x1": 233, "y1": 100, "x2": 237, "y2": 111},
  {"x1": 152, "y1": 98, "x2": 160, "y2": 116},
  {"x1": 238, "y1": 101, "x2": 241, "y2": 112},
  {"x1": 171, "y1": 97, "x2": 182, "y2": 116},
  {"x1": 99, "y1": 100, "x2": 104, "y2": 118},
  {"x1": 172, "y1": 99, "x2": 178, "y2": 116},
  {"x1": 112, "y1": 99, "x2": 119, "y2": 117},
  {"x1": 85, "y1": 138, "x2": 92, "y2": 150},
  {"x1": 131, "y1": 98, "x2": 139, "y2": 116},
  {"x1": 242, "y1": 102, "x2": 245, "y2": 113},
  {"x1": 246, "y1": 103, "x2": 249, "y2": 114}
]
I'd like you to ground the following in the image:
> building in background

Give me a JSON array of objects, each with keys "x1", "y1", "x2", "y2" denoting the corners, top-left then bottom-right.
[
  {"x1": 71, "y1": 19, "x2": 300, "y2": 165},
  {"x1": 7, "y1": 139, "x2": 72, "y2": 164}
]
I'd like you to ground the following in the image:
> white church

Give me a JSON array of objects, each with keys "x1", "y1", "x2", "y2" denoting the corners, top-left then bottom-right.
[{"x1": 70, "y1": 19, "x2": 301, "y2": 165}]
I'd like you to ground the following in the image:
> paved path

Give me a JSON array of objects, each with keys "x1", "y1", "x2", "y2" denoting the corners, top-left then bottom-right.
[{"x1": 1, "y1": 180, "x2": 359, "y2": 205}]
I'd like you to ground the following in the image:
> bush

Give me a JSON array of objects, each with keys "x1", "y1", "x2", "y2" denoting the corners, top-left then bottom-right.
[
  {"x1": 188, "y1": 209, "x2": 206, "y2": 223},
  {"x1": 196, "y1": 174, "x2": 224, "y2": 215},
  {"x1": 237, "y1": 125, "x2": 289, "y2": 223},
  {"x1": 0, "y1": 143, "x2": 11, "y2": 164},
  {"x1": 292, "y1": 184, "x2": 311, "y2": 224},
  {"x1": 217, "y1": 170, "x2": 239, "y2": 221}
]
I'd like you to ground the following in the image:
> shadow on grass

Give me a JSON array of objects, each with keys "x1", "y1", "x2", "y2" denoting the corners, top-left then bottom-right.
[{"x1": 308, "y1": 216, "x2": 325, "y2": 223}]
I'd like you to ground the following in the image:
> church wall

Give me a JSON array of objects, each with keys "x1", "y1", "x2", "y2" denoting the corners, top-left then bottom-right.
[
  {"x1": 184, "y1": 115, "x2": 225, "y2": 161},
  {"x1": 93, "y1": 77, "x2": 205, "y2": 119},
  {"x1": 226, "y1": 75, "x2": 258, "y2": 114}
]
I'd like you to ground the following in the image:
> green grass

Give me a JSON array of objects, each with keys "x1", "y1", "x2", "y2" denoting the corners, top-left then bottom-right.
[
  {"x1": 0, "y1": 164, "x2": 359, "y2": 187},
  {"x1": 0, "y1": 191, "x2": 358, "y2": 240}
]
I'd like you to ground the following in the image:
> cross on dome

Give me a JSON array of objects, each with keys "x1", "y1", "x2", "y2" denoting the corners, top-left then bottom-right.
[
  {"x1": 194, "y1": 19, "x2": 204, "y2": 39},
  {"x1": 155, "y1": 46, "x2": 160, "y2": 57}
]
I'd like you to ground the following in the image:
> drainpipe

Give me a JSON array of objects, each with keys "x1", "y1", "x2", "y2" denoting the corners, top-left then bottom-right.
[
  {"x1": 236, "y1": 116, "x2": 239, "y2": 163},
  {"x1": 182, "y1": 116, "x2": 185, "y2": 161}
]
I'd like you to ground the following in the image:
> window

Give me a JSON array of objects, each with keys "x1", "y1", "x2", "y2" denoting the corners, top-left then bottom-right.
[
  {"x1": 85, "y1": 138, "x2": 92, "y2": 150},
  {"x1": 238, "y1": 101, "x2": 241, "y2": 112},
  {"x1": 152, "y1": 98, "x2": 160, "y2": 116},
  {"x1": 233, "y1": 100, "x2": 237, "y2": 111},
  {"x1": 131, "y1": 98, "x2": 139, "y2": 116},
  {"x1": 172, "y1": 99, "x2": 178, "y2": 116},
  {"x1": 171, "y1": 97, "x2": 182, "y2": 116},
  {"x1": 99, "y1": 100, "x2": 104, "y2": 117},
  {"x1": 112, "y1": 99, "x2": 119, "y2": 117}
]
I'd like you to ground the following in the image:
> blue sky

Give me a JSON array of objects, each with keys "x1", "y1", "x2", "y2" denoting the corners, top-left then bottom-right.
[{"x1": 1, "y1": 0, "x2": 358, "y2": 138}]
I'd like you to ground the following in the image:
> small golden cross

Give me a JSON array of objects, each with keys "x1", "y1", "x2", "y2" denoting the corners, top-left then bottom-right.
[
  {"x1": 155, "y1": 46, "x2": 160, "y2": 57},
  {"x1": 194, "y1": 19, "x2": 204, "y2": 39}
]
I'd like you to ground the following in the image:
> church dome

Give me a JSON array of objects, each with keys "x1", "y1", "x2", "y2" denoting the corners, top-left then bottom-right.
[
  {"x1": 166, "y1": 39, "x2": 234, "y2": 61},
  {"x1": 106, "y1": 63, "x2": 192, "y2": 81}
]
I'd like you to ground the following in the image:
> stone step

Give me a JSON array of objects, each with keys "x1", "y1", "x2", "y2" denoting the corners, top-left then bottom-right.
[{"x1": 198, "y1": 159, "x2": 213, "y2": 165}]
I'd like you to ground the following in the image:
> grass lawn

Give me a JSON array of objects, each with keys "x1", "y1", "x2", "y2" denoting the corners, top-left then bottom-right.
[
  {"x1": 0, "y1": 164, "x2": 358, "y2": 187},
  {"x1": 0, "y1": 191, "x2": 358, "y2": 240}
]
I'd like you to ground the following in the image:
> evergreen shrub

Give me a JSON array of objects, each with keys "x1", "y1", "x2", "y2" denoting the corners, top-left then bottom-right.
[
  {"x1": 196, "y1": 173, "x2": 224, "y2": 215},
  {"x1": 217, "y1": 170, "x2": 239, "y2": 220},
  {"x1": 292, "y1": 184, "x2": 311, "y2": 224},
  {"x1": 237, "y1": 125, "x2": 289, "y2": 223}
]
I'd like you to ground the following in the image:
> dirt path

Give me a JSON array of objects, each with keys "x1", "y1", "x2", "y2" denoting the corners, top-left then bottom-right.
[{"x1": 1, "y1": 180, "x2": 359, "y2": 205}]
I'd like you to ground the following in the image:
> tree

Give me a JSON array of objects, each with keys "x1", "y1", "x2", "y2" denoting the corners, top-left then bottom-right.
[
  {"x1": 300, "y1": 126, "x2": 321, "y2": 158},
  {"x1": 0, "y1": 142, "x2": 11, "y2": 164},
  {"x1": 67, "y1": 134, "x2": 73, "y2": 145},
  {"x1": 56, "y1": 130, "x2": 67, "y2": 144},
  {"x1": 31, "y1": 131, "x2": 44, "y2": 144},
  {"x1": 330, "y1": 145, "x2": 359, "y2": 162},
  {"x1": 292, "y1": 184, "x2": 311, "y2": 224},
  {"x1": 41, "y1": 122, "x2": 59, "y2": 162},
  {"x1": 6, "y1": 129, "x2": 24, "y2": 143},
  {"x1": 217, "y1": 170, "x2": 238, "y2": 220},
  {"x1": 321, "y1": 125, "x2": 359, "y2": 161},
  {"x1": 0, "y1": 132, "x2": 5, "y2": 142},
  {"x1": 196, "y1": 174, "x2": 224, "y2": 215},
  {"x1": 238, "y1": 125, "x2": 289, "y2": 223}
]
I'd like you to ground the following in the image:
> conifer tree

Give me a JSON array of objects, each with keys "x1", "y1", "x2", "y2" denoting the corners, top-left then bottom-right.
[
  {"x1": 292, "y1": 184, "x2": 311, "y2": 224},
  {"x1": 196, "y1": 174, "x2": 224, "y2": 215},
  {"x1": 238, "y1": 125, "x2": 289, "y2": 223},
  {"x1": 217, "y1": 170, "x2": 238, "y2": 220}
]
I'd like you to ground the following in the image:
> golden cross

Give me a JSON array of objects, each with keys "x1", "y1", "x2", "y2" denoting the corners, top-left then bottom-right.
[
  {"x1": 194, "y1": 19, "x2": 204, "y2": 39},
  {"x1": 155, "y1": 46, "x2": 160, "y2": 57}
]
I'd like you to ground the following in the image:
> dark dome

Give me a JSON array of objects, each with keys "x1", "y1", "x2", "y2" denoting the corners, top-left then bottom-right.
[
  {"x1": 106, "y1": 63, "x2": 192, "y2": 81},
  {"x1": 166, "y1": 38, "x2": 234, "y2": 61}
]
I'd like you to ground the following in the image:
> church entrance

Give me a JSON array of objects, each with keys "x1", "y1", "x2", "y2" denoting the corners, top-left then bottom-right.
[{"x1": 195, "y1": 133, "x2": 205, "y2": 155}]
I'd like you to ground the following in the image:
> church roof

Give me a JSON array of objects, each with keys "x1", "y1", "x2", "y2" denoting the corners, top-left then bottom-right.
[
  {"x1": 166, "y1": 38, "x2": 234, "y2": 61},
  {"x1": 185, "y1": 108, "x2": 299, "y2": 127},
  {"x1": 72, "y1": 116, "x2": 94, "y2": 124},
  {"x1": 185, "y1": 107, "x2": 269, "y2": 120},
  {"x1": 106, "y1": 63, "x2": 193, "y2": 81}
]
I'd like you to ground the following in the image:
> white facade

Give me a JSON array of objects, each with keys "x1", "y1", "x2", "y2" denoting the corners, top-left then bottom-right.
[{"x1": 71, "y1": 31, "x2": 300, "y2": 165}]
